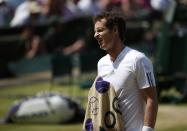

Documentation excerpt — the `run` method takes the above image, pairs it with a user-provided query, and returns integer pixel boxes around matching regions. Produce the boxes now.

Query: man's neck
[108,42,125,62]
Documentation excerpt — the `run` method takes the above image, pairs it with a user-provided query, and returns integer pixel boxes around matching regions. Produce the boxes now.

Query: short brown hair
[93,11,126,42]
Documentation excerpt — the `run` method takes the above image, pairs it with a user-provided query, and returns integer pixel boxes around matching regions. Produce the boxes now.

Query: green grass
[1,123,186,131]
[0,124,82,131]
[0,82,187,131]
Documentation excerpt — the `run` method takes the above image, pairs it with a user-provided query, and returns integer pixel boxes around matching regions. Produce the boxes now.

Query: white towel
[82,77,124,131]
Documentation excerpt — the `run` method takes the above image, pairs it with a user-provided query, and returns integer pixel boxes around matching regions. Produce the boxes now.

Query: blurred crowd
[0,0,187,59]
[0,0,180,27]
[1,0,187,27]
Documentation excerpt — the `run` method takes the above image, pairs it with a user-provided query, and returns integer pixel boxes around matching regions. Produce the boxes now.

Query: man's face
[94,18,115,51]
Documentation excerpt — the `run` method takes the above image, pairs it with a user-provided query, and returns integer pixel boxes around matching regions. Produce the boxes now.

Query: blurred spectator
[98,0,121,12]
[24,1,44,26]
[151,0,172,12]
[64,0,84,21]
[21,25,44,59]
[39,0,85,23]
[78,0,101,16]
[0,0,14,27]
[150,0,176,23]
[10,0,32,26]
[10,0,43,27]
[39,0,65,23]
[6,0,24,8]
[41,0,88,54]
[121,0,153,20]
[179,0,187,6]
[43,21,86,55]
[43,18,87,78]
[78,0,121,15]
[98,0,113,11]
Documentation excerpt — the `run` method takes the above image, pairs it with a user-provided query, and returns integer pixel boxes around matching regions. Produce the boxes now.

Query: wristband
[142,126,153,131]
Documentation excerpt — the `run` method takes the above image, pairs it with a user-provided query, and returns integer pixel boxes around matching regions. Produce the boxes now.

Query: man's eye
[97,29,103,32]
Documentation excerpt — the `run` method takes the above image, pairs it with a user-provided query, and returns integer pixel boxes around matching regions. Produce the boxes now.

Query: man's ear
[113,26,118,34]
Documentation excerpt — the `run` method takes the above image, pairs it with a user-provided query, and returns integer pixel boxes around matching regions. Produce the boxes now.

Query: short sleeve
[135,54,156,89]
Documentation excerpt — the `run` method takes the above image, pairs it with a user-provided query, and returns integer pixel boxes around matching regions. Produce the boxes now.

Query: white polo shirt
[97,46,156,131]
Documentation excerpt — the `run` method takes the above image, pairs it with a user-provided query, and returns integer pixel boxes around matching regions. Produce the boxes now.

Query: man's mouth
[98,39,103,45]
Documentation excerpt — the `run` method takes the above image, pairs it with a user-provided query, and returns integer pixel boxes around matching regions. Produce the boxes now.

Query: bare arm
[141,86,158,128]
[63,39,85,55]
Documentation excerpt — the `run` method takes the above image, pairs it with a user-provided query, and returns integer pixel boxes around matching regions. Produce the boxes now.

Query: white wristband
[142,126,154,131]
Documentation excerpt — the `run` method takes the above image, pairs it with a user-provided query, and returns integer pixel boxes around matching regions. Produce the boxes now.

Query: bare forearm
[144,98,158,128]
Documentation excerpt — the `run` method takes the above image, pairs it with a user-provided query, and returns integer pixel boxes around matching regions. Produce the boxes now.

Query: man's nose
[94,32,99,39]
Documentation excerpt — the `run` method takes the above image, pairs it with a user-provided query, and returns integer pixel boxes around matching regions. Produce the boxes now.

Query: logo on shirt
[95,77,110,93]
